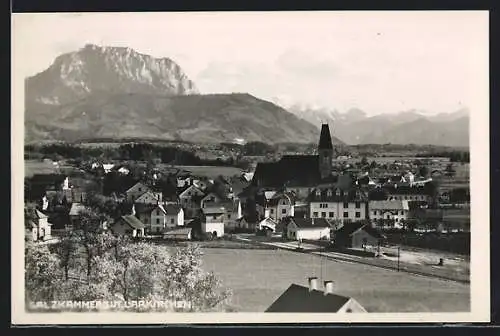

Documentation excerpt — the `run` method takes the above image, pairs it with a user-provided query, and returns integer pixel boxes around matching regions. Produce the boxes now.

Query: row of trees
[25,209,232,312]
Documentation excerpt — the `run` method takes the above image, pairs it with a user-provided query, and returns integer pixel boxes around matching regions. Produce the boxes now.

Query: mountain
[287,106,470,147]
[25,92,343,145]
[25,45,344,145]
[25,44,198,106]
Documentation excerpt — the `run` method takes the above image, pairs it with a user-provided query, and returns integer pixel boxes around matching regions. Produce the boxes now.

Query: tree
[25,241,63,302]
[418,166,429,178]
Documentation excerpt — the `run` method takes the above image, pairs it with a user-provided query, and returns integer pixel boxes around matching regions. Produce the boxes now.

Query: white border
[11,11,490,324]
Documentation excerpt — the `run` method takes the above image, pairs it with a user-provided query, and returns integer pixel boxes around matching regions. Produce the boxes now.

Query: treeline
[25,143,244,167]
[416,151,470,163]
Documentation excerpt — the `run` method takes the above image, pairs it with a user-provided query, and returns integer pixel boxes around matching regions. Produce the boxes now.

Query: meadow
[199,248,470,313]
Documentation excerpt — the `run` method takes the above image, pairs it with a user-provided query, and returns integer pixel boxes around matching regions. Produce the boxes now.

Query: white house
[201,206,225,238]
[369,200,410,229]
[257,192,295,221]
[117,166,130,175]
[283,217,331,241]
[309,187,368,224]
[110,215,145,238]
[26,209,52,242]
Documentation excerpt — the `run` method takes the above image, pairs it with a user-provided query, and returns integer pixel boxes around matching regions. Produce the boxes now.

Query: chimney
[308,277,319,292]
[324,281,334,295]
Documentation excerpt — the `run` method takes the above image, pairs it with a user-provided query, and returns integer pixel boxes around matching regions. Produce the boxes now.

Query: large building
[251,124,336,198]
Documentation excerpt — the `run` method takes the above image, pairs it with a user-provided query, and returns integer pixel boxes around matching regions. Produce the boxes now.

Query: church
[251,123,338,199]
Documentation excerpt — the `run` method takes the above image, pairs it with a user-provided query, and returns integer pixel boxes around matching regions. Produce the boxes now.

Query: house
[333,221,385,249]
[201,206,226,238]
[308,186,368,223]
[177,175,192,188]
[110,215,145,237]
[178,184,205,217]
[256,191,296,221]
[282,217,331,241]
[26,209,52,242]
[265,277,366,313]
[68,202,88,229]
[369,200,410,229]
[163,204,185,228]
[117,166,130,175]
[125,182,151,202]
[103,164,115,174]
[163,227,192,241]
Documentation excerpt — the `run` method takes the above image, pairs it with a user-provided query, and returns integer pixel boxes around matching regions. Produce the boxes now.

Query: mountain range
[286,105,469,148]
[25,44,468,147]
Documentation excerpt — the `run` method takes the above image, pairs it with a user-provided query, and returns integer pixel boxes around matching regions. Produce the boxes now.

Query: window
[270,209,274,214]
[327,189,332,197]
[400,211,404,215]
[188,192,191,196]
[329,212,334,218]
[373,210,377,215]
[343,212,349,218]
[213,215,217,219]
[171,218,174,224]
[321,212,326,218]
[157,210,160,215]
[316,190,321,196]
[156,218,160,224]
[336,189,341,196]
[313,212,318,218]
[355,202,361,209]
[282,209,287,214]
[138,188,142,192]
[355,212,361,218]
[387,214,391,219]
[156,227,160,233]
[282,200,287,205]
[343,202,349,208]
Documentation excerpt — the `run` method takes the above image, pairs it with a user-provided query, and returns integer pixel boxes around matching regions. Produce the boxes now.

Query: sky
[12,11,489,115]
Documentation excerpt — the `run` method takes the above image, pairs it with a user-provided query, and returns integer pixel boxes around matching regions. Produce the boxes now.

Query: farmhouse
[178,184,205,217]
[369,200,410,229]
[282,217,331,241]
[308,186,368,223]
[125,182,150,201]
[333,221,385,249]
[266,277,366,313]
[110,215,145,237]
[26,209,52,242]
[201,206,226,238]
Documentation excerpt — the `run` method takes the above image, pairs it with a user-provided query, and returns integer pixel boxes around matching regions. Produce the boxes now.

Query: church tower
[318,123,334,179]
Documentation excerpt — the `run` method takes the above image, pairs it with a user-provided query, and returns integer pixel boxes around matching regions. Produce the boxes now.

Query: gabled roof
[288,217,331,229]
[265,284,352,313]
[135,191,159,204]
[252,155,321,188]
[335,222,385,239]
[163,227,192,237]
[383,184,431,195]
[69,202,87,216]
[369,200,409,211]
[35,209,48,219]
[119,215,145,229]
[268,192,296,206]
[125,181,150,194]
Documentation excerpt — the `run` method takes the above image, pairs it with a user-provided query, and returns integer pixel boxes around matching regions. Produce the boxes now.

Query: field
[24,159,78,178]
[199,248,470,312]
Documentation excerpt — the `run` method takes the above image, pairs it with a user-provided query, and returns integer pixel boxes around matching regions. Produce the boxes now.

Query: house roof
[383,184,431,195]
[369,200,409,211]
[267,191,297,207]
[135,191,159,204]
[308,186,368,203]
[164,204,182,215]
[119,215,145,229]
[288,217,331,229]
[265,284,351,313]
[202,206,226,215]
[318,124,334,150]
[163,227,192,237]
[126,181,149,194]
[69,202,87,216]
[335,222,385,239]
[35,209,48,219]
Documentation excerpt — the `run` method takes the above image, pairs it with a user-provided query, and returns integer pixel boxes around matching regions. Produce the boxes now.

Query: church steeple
[318,123,333,179]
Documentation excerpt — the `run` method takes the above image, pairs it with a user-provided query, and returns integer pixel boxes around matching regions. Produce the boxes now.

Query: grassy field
[24,159,77,178]
[199,248,470,313]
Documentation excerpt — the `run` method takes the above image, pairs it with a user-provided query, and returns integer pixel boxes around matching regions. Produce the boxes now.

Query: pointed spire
[318,123,333,150]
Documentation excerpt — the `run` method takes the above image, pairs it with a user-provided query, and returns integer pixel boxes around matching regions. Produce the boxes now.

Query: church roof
[318,124,333,150]
[252,155,321,188]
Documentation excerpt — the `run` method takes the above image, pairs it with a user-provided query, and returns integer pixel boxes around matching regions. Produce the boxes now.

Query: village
[24,124,471,313]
